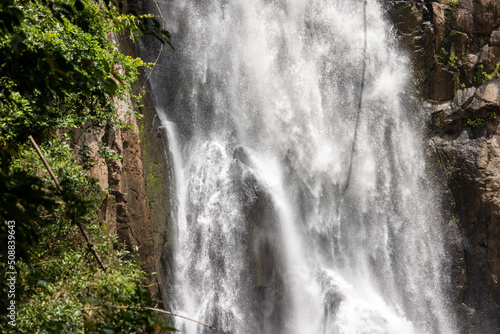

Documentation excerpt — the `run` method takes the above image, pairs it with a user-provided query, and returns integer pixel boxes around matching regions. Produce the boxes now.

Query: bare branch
[143,0,165,89]
[82,306,216,330]
[28,135,108,273]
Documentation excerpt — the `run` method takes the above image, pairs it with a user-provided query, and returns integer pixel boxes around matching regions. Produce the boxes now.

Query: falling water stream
[144,0,458,333]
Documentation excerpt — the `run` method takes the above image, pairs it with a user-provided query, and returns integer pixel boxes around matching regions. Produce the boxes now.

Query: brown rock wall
[70,32,172,309]
[395,0,500,332]
[394,0,500,101]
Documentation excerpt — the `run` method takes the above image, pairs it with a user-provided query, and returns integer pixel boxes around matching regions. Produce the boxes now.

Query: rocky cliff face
[394,0,500,332]
[74,32,173,312]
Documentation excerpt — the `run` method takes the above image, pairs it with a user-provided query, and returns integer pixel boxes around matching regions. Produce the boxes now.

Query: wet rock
[463,53,479,85]
[432,131,500,332]
[465,79,500,116]
[450,30,470,61]
[394,1,428,82]
[429,79,500,332]
[431,2,447,52]
[394,2,422,37]
[430,64,456,101]
[472,0,500,35]
[454,86,477,108]
[490,30,500,46]
[455,8,474,34]
[481,45,500,73]
[393,0,500,102]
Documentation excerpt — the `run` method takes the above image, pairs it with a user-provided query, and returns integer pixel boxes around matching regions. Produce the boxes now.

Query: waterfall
[144,0,458,333]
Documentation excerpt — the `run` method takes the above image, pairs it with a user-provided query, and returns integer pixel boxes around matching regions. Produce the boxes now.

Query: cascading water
[143,0,458,333]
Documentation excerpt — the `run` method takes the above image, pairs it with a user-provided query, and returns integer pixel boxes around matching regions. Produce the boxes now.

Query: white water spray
[145,0,457,333]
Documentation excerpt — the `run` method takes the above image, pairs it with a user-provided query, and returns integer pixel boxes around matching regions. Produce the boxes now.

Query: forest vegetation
[0,0,173,332]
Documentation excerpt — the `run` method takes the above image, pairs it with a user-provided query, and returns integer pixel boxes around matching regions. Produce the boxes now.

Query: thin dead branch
[82,306,216,330]
[28,135,108,273]
[143,0,165,89]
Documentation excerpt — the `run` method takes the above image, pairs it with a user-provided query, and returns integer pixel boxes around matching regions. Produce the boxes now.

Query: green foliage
[0,135,103,278]
[1,226,174,333]
[1,0,141,146]
[448,51,458,68]
[0,136,174,332]
[467,111,497,128]
[0,0,171,258]
[0,0,175,331]
[448,0,459,6]
[0,148,57,263]
[78,141,96,171]
[475,63,500,85]
[0,0,171,148]
[454,69,461,93]
[467,117,486,128]
[98,143,122,163]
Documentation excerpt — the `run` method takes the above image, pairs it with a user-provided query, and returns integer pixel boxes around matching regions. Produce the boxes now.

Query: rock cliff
[394,0,500,332]
[73,30,173,313]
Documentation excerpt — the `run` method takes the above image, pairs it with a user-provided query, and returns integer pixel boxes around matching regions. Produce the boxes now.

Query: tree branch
[143,0,165,89]
[28,135,108,273]
[82,306,216,330]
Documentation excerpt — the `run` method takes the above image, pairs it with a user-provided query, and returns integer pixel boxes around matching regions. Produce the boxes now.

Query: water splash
[144,0,457,333]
